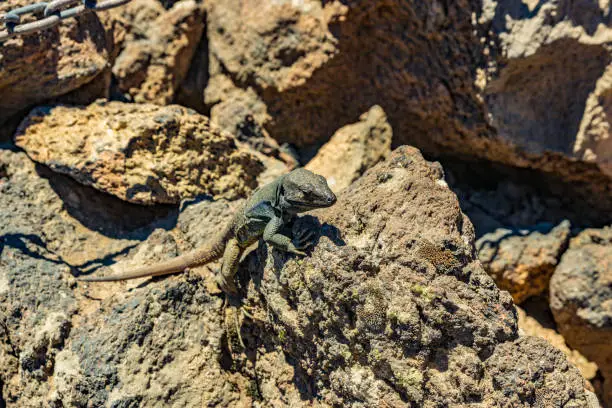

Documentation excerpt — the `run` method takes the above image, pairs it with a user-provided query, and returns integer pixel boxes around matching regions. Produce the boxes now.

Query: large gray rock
[0,146,597,407]
[244,146,595,407]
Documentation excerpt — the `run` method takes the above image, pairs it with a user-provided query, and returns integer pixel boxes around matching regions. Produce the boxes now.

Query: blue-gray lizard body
[79,168,336,294]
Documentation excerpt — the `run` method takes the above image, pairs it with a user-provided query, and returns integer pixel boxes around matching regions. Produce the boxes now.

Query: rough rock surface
[244,146,594,407]
[0,145,597,407]
[576,64,612,179]
[551,226,612,406]
[206,0,483,151]
[477,221,571,304]
[517,306,599,386]
[203,0,612,221]
[14,101,264,205]
[107,0,206,105]
[305,105,392,192]
[0,0,111,128]
[0,148,176,406]
[59,232,239,407]
[480,0,612,176]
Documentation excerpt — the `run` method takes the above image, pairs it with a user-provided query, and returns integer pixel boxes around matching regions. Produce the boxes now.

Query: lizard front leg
[263,215,306,256]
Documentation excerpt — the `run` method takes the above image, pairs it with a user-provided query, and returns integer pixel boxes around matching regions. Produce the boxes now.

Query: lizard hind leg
[215,238,242,295]
[223,296,246,358]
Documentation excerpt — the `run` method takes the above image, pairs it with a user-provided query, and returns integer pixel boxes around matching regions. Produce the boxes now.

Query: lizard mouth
[287,195,336,208]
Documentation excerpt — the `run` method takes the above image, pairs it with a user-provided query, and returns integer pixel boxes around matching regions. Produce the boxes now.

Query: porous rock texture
[0,0,111,129]
[106,0,206,105]
[477,220,571,304]
[551,226,612,406]
[305,105,392,193]
[480,0,612,177]
[0,148,177,406]
[14,101,264,205]
[244,146,596,407]
[0,145,598,407]
[516,306,599,387]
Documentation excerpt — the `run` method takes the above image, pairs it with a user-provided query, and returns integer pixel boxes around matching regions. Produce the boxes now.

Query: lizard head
[280,168,336,213]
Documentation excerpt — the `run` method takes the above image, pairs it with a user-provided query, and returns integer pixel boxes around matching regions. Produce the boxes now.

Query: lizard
[78,168,337,294]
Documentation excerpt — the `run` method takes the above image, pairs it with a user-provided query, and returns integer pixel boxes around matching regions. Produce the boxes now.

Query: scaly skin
[78,168,337,294]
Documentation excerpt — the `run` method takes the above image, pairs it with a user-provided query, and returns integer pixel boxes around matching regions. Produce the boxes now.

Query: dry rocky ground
[0,0,611,407]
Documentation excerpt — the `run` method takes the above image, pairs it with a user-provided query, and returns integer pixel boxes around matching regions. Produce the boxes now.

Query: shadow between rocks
[36,164,179,241]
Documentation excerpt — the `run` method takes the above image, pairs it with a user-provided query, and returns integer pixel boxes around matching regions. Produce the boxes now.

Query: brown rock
[0,146,597,407]
[305,105,392,192]
[205,0,478,151]
[108,0,205,105]
[204,0,612,219]
[485,336,601,408]
[551,226,612,406]
[477,221,571,304]
[244,146,594,406]
[205,59,300,169]
[14,101,264,205]
[576,65,612,179]
[480,0,612,176]
[0,0,111,127]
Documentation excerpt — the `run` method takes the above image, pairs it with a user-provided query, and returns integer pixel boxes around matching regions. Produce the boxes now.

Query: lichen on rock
[244,146,594,406]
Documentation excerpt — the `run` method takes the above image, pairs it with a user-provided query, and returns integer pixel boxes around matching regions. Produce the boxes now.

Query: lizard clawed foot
[287,244,307,257]
[216,274,239,296]
[223,296,247,356]
[292,226,317,251]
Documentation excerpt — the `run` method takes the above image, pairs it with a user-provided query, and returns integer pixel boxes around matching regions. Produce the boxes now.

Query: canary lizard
[79,168,337,294]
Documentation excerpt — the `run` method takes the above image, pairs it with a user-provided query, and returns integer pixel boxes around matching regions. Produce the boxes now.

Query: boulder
[516,306,599,386]
[305,105,392,193]
[203,0,612,220]
[477,221,571,304]
[479,0,612,178]
[107,0,206,105]
[0,145,596,407]
[244,146,595,406]
[551,226,612,406]
[14,101,264,205]
[0,0,111,128]
[0,148,175,405]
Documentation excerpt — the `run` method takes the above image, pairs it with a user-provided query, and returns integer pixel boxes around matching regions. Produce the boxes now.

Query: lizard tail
[79,224,233,282]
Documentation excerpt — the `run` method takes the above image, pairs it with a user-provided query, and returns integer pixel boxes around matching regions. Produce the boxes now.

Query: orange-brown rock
[0,0,111,128]
[305,105,392,192]
[107,0,205,105]
[14,101,264,205]
[204,0,612,220]
[477,221,571,304]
